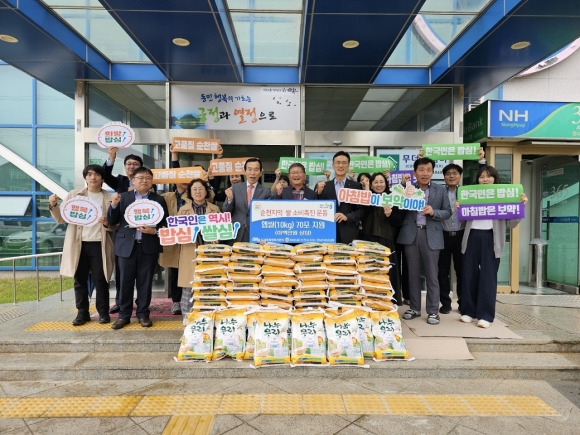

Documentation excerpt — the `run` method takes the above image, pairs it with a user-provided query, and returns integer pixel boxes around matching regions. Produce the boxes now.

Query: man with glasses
[107,167,168,329]
[318,151,364,244]
[280,163,318,200]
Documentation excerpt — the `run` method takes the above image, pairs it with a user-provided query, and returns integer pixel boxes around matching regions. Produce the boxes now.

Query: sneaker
[172,302,182,315]
[402,309,420,320]
[402,299,411,306]
[459,315,473,323]
[439,306,451,314]
[72,312,90,326]
[427,314,440,325]
[477,319,491,329]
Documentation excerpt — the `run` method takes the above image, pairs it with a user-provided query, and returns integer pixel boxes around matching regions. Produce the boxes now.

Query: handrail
[0,252,64,304]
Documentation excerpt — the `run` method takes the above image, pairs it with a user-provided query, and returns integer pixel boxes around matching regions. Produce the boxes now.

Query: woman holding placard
[460,165,527,328]
[49,165,116,326]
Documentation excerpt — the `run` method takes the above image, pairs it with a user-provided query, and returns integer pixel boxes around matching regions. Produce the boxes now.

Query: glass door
[541,162,580,293]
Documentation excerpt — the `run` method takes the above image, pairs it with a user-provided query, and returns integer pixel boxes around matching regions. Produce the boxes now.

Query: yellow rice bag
[177,310,215,361]
[243,306,280,359]
[227,262,262,274]
[294,242,327,255]
[296,272,328,282]
[297,282,329,292]
[328,290,361,300]
[294,300,327,308]
[260,299,293,310]
[196,256,230,264]
[228,273,263,283]
[290,309,327,365]
[195,264,227,275]
[230,253,264,264]
[232,242,263,254]
[293,290,326,300]
[261,243,295,257]
[325,265,358,276]
[260,285,294,295]
[359,273,392,285]
[292,253,323,263]
[192,300,227,309]
[196,243,232,254]
[259,292,293,303]
[225,291,260,300]
[262,276,299,287]
[227,299,261,307]
[327,283,360,292]
[324,310,364,365]
[262,256,296,268]
[293,262,327,274]
[261,265,296,276]
[192,273,229,284]
[356,254,391,267]
[326,307,373,358]
[213,308,247,361]
[324,243,358,256]
[351,240,392,256]
[371,310,409,360]
[360,281,393,294]
[323,254,357,266]
[226,282,260,291]
[253,310,291,366]
[327,275,359,284]
[193,290,227,300]
[362,299,396,311]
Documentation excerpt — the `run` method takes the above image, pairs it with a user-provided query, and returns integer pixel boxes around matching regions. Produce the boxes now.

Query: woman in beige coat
[177,178,220,318]
[49,165,116,326]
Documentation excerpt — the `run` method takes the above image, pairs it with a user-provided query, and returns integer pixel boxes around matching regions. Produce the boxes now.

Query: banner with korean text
[171,137,222,154]
[278,157,327,175]
[350,156,396,172]
[250,200,336,244]
[171,85,300,130]
[60,196,102,227]
[208,157,252,177]
[96,122,135,148]
[151,166,207,184]
[457,184,525,220]
[338,183,426,211]
[124,199,165,227]
[421,143,480,160]
[159,212,240,245]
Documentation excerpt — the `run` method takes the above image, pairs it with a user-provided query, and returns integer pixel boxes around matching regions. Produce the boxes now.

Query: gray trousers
[404,228,441,315]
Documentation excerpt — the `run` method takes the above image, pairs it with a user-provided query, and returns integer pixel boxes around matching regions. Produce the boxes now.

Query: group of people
[49,146,526,331]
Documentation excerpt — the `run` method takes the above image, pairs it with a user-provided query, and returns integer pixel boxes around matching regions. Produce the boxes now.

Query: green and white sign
[278,157,327,175]
[422,143,479,160]
[350,156,395,172]
[458,184,524,204]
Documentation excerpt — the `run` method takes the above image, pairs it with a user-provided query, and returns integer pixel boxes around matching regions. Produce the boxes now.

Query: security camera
[332,140,342,145]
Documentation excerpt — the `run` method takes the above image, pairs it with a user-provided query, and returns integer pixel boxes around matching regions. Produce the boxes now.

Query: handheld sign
[96,122,135,149]
[338,183,426,211]
[124,199,164,227]
[60,196,102,227]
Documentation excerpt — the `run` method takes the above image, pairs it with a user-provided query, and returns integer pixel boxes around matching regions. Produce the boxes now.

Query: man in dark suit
[279,163,318,200]
[107,167,168,329]
[222,157,272,243]
[397,157,451,326]
[318,151,364,244]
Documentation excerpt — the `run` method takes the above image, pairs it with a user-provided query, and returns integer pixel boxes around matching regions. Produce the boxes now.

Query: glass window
[36,129,75,191]
[37,81,74,125]
[0,65,33,124]
[0,128,33,161]
[0,156,33,192]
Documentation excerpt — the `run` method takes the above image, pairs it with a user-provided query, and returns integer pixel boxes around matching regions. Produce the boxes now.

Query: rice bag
[294,242,327,255]
[371,310,409,360]
[177,310,215,362]
[351,240,392,256]
[323,254,357,266]
[213,308,247,361]
[261,266,296,276]
[292,254,323,263]
[262,276,298,287]
[230,253,264,264]
[262,256,296,268]
[228,273,263,283]
[196,243,232,255]
[195,264,228,275]
[324,243,358,256]
[232,242,263,254]
[327,306,373,358]
[290,309,327,365]
[227,262,262,274]
[261,243,296,257]
[324,309,364,365]
[253,310,291,366]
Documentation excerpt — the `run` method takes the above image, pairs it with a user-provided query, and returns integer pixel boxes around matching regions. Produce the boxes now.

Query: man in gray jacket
[397,157,451,325]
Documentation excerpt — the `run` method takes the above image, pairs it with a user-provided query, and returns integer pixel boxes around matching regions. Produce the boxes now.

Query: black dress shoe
[111,318,130,330]
[72,312,91,326]
[439,306,452,314]
[99,316,111,324]
[138,317,153,327]
[109,305,120,314]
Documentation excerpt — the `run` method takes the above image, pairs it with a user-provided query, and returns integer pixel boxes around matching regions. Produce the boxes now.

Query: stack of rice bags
[260,243,296,309]
[324,243,361,307]
[191,244,231,310]
[292,243,329,309]
[351,240,396,311]
[226,242,263,308]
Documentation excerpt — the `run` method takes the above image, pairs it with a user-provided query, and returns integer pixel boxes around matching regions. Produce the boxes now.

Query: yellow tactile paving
[343,394,389,415]
[217,394,262,414]
[163,415,214,435]
[26,320,183,331]
[0,394,560,419]
[383,394,431,415]
[303,394,346,414]
[87,395,142,416]
[175,395,222,415]
[131,395,182,416]
[43,396,99,417]
[261,394,303,414]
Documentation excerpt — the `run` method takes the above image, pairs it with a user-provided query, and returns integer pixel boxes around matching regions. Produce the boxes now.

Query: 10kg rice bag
[371,310,409,360]
[253,310,291,367]
[290,309,327,365]
[324,310,364,365]
[177,310,215,361]
[213,308,247,361]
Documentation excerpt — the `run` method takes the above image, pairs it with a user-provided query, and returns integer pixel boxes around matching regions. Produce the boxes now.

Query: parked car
[0,221,32,248]
[4,222,67,253]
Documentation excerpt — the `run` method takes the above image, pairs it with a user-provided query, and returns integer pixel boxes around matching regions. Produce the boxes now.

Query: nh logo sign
[499,109,528,122]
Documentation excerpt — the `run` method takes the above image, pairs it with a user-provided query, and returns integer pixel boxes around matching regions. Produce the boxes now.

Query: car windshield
[37,222,57,232]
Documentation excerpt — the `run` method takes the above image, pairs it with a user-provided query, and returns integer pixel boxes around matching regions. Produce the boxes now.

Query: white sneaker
[460,315,473,323]
[477,319,491,328]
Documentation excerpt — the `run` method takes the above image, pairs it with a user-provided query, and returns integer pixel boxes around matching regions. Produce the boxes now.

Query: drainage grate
[497,294,580,308]
[495,305,558,330]
[0,306,31,324]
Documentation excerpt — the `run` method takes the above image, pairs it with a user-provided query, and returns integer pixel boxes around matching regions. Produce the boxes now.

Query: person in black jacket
[102,147,143,193]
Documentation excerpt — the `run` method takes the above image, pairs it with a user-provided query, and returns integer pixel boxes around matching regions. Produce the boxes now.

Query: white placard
[124,199,164,228]
[96,122,136,148]
[60,196,102,227]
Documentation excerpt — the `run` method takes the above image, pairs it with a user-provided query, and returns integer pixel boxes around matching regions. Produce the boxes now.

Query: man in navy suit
[107,167,168,329]
[318,151,364,244]
[397,157,451,326]
[279,163,318,200]
[222,157,272,243]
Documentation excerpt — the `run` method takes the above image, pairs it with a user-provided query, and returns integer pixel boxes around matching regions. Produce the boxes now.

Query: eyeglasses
[191,188,206,192]
[133,176,153,181]
[445,171,460,176]
[125,162,140,167]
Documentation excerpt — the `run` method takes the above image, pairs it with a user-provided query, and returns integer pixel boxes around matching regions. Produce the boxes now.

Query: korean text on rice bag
[290,309,327,365]
[213,308,247,361]
[232,242,263,254]
[253,310,291,367]
[294,242,327,255]
[261,243,296,257]
[196,243,232,255]
[371,310,409,360]
[326,307,373,358]
[177,310,215,362]
[324,310,364,365]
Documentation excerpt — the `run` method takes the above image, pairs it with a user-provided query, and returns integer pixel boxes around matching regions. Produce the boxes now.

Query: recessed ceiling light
[342,40,359,49]
[511,41,531,50]
[0,34,18,43]
[172,38,190,47]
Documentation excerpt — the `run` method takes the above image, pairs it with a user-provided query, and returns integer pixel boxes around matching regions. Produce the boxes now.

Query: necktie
[247,184,254,205]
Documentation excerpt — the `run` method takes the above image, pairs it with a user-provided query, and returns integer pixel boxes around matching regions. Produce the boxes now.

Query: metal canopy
[0,0,579,105]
